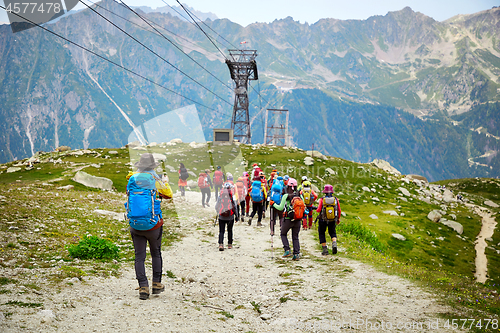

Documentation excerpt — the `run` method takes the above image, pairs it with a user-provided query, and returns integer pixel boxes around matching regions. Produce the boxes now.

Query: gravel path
[2,191,458,332]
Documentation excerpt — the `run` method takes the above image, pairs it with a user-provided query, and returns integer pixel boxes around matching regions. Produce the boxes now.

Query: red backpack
[236,179,245,199]
[198,174,209,189]
[214,170,223,185]
[219,188,235,217]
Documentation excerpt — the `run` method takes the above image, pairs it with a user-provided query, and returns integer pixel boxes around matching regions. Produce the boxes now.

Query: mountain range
[0,0,499,181]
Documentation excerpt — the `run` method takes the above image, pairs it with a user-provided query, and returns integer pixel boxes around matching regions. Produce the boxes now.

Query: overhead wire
[158,0,232,50]
[0,4,215,111]
[115,0,233,92]
[180,3,240,50]
[175,0,228,61]
[78,0,233,106]
[85,0,221,59]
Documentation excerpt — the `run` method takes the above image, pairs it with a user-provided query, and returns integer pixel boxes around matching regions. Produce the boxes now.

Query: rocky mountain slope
[0,1,499,180]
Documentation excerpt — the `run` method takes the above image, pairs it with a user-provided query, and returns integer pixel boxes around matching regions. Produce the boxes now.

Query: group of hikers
[124,153,341,300]
[200,163,341,261]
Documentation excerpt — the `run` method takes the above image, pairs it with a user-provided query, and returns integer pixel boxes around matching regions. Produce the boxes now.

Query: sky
[0,0,498,26]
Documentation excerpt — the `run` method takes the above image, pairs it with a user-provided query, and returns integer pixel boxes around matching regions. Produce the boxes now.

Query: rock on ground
[73,171,113,191]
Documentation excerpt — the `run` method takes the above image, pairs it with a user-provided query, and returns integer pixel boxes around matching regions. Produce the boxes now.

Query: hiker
[205,168,214,194]
[300,180,318,230]
[243,171,251,217]
[213,166,225,201]
[316,184,341,255]
[252,163,262,180]
[236,174,248,223]
[248,176,267,226]
[269,175,285,236]
[259,171,268,218]
[215,183,239,251]
[272,178,305,260]
[125,153,165,300]
[178,163,189,197]
[198,171,211,207]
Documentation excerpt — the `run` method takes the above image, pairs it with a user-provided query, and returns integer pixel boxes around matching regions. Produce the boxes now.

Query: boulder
[55,146,71,152]
[370,159,401,176]
[398,187,411,197]
[304,156,314,166]
[170,138,183,144]
[369,214,378,219]
[152,153,166,161]
[405,174,428,183]
[362,186,371,192]
[440,220,463,235]
[108,150,119,155]
[442,189,455,203]
[57,185,74,191]
[325,168,336,175]
[6,167,21,173]
[383,210,399,216]
[392,233,406,241]
[372,197,380,202]
[484,200,499,208]
[427,210,442,223]
[449,214,457,220]
[73,171,113,191]
[187,180,198,188]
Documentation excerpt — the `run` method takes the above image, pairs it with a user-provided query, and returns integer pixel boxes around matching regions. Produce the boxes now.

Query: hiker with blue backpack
[248,176,267,226]
[269,175,285,236]
[215,182,239,251]
[272,178,306,260]
[125,153,166,300]
[316,184,341,255]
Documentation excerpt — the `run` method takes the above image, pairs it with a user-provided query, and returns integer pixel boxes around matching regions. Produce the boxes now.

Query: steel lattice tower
[226,50,258,144]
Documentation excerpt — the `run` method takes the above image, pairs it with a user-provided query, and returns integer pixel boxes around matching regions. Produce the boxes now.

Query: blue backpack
[250,180,264,202]
[270,182,283,203]
[125,173,162,230]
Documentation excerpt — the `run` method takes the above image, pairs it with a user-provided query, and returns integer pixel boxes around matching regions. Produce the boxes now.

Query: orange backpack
[288,196,306,220]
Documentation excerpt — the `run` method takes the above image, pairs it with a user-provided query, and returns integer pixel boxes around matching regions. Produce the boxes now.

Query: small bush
[67,236,119,260]
[338,220,386,252]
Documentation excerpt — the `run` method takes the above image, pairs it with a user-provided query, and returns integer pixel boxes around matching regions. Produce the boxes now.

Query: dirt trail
[2,191,459,332]
[469,205,498,283]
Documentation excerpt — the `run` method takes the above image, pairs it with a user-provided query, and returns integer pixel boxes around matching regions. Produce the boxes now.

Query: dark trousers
[218,217,234,245]
[130,226,163,287]
[318,220,337,243]
[239,200,245,217]
[214,184,222,201]
[201,188,211,206]
[269,206,283,235]
[179,186,185,196]
[249,201,264,222]
[281,218,301,255]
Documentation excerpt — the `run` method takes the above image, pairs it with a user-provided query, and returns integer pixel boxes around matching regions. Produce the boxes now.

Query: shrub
[67,236,119,260]
[338,220,386,253]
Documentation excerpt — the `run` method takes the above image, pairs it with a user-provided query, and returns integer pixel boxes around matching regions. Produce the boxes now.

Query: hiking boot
[282,250,292,258]
[205,203,210,207]
[152,282,165,294]
[241,216,245,223]
[332,241,337,254]
[257,221,262,227]
[248,218,252,226]
[219,244,224,251]
[263,212,266,218]
[322,246,329,255]
[227,244,233,249]
[292,254,300,261]
[139,286,149,300]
